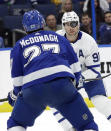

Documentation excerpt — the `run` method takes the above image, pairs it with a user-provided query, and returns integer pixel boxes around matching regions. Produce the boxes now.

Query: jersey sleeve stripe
[70,61,81,73]
[86,64,100,69]
[12,76,23,86]
[82,67,100,80]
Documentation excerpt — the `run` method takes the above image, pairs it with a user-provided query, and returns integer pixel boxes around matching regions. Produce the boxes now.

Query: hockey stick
[85,73,111,82]
[0,98,8,102]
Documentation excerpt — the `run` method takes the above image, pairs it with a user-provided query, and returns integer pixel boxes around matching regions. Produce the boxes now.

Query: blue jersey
[10,30,81,91]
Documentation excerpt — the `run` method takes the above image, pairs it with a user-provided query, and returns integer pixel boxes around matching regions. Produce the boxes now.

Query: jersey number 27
[24,44,60,67]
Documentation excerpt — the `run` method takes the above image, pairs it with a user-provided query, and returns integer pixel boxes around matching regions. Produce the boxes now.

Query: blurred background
[0,0,111,47]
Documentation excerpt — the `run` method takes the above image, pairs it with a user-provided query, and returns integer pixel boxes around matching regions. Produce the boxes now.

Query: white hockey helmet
[62,11,80,27]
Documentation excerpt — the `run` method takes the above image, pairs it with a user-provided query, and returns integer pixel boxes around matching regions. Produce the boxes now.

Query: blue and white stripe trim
[12,76,23,86]
[12,65,75,86]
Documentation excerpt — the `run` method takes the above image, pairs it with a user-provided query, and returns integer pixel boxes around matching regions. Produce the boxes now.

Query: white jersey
[56,30,101,81]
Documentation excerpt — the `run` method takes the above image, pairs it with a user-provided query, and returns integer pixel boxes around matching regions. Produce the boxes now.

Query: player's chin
[69,32,75,36]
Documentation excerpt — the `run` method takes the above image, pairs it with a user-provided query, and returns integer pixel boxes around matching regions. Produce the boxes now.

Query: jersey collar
[64,31,82,44]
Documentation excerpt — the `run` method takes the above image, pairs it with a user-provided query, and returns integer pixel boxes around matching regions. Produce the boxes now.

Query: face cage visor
[63,21,78,28]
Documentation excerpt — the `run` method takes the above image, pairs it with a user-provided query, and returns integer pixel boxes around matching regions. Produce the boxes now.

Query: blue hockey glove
[8,86,22,106]
[8,90,17,106]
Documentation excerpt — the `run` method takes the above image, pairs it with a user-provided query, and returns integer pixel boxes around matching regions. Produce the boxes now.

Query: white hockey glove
[72,75,84,90]
[77,75,84,88]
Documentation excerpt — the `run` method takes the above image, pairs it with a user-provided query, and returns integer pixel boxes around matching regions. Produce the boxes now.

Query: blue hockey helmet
[22,10,45,32]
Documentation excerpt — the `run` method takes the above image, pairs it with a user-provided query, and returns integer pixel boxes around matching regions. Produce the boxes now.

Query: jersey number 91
[92,52,100,62]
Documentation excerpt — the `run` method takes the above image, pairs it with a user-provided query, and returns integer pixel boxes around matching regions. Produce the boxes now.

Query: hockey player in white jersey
[52,11,111,131]
[7,10,98,131]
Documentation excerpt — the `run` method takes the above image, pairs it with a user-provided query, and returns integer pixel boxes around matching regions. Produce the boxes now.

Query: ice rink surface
[0,108,111,131]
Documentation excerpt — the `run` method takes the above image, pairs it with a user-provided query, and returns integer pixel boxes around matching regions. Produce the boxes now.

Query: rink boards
[0,45,111,112]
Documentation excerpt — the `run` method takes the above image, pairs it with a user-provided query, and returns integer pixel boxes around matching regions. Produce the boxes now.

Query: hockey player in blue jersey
[52,11,111,131]
[7,10,98,131]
